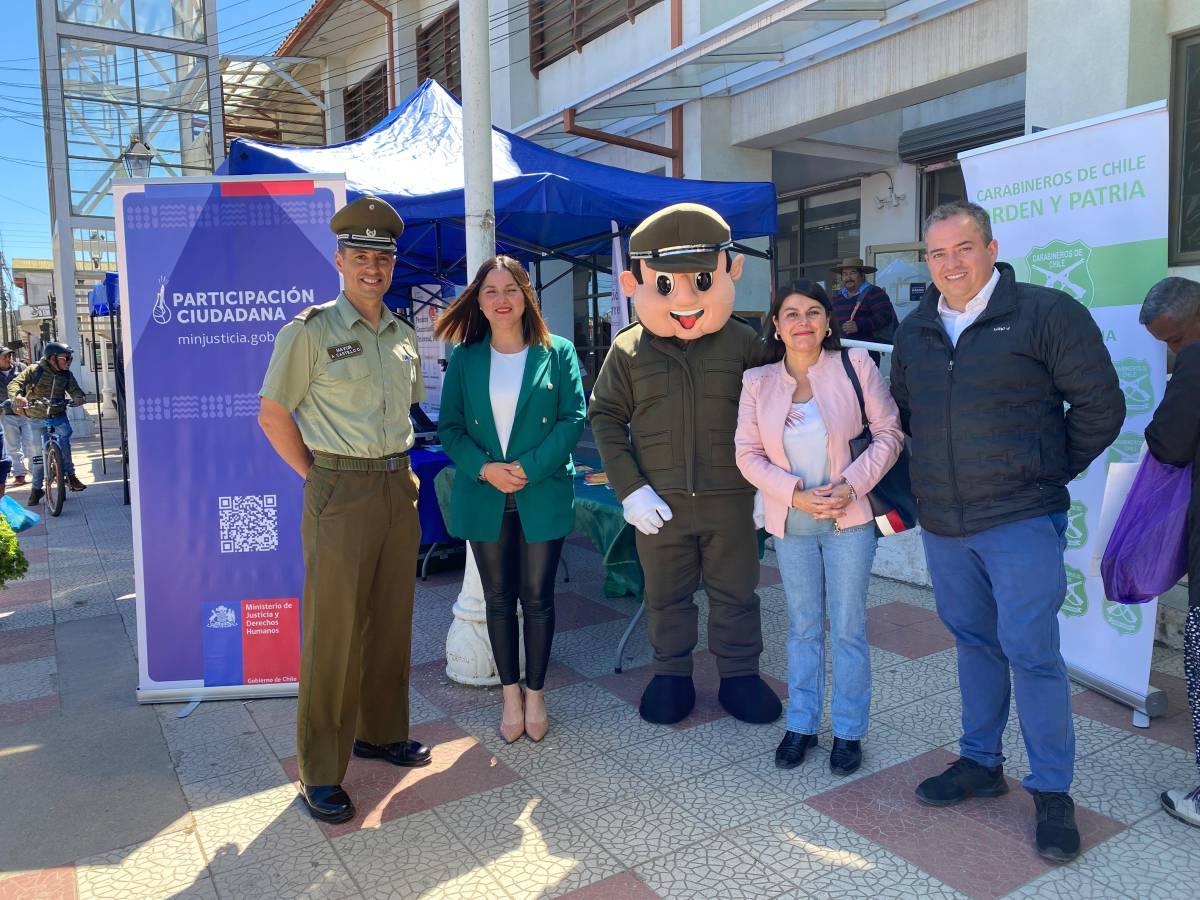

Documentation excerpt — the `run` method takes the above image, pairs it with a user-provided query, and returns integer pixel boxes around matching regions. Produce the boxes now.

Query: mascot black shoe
[718,675,782,724]
[639,674,697,725]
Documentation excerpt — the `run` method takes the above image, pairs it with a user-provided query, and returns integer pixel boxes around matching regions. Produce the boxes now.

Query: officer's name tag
[327,341,364,361]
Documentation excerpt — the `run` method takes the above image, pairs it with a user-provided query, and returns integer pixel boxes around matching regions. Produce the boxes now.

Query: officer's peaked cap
[331,195,404,252]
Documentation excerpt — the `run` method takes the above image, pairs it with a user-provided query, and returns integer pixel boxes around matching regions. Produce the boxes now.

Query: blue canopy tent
[223,80,777,293]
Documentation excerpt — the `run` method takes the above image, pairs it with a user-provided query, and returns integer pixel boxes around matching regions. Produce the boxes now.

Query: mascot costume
[589,203,782,725]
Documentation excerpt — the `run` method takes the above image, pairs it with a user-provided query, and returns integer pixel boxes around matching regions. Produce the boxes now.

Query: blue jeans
[922,512,1074,793]
[2,414,33,477]
[31,414,75,489]
[775,523,878,739]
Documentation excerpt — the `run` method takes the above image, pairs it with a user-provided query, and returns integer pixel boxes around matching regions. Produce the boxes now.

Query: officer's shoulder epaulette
[293,300,335,323]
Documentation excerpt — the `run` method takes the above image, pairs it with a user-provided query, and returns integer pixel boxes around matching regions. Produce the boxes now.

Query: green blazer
[438,333,586,543]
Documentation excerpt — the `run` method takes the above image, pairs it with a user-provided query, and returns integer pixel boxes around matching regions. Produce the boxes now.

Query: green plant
[0,512,29,587]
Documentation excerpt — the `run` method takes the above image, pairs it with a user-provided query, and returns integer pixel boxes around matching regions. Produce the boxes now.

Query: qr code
[218,495,279,553]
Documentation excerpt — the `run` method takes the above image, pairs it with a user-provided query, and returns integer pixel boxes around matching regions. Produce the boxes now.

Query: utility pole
[0,250,10,346]
[445,0,500,686]
[459,0,495,276]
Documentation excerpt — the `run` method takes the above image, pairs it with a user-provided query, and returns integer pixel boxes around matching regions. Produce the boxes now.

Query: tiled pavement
[1,428,1199,898]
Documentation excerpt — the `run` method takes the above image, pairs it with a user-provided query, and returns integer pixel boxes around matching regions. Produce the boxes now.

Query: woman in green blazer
[436,255,586,743]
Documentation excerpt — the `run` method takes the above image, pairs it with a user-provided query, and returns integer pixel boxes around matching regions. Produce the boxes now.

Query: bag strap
[840,349,868,430]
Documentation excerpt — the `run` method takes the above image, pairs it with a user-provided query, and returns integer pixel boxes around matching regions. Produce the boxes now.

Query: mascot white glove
[622,484,674,536]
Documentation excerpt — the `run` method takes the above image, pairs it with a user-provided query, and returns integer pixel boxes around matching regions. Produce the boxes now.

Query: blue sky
[0,0,310,282]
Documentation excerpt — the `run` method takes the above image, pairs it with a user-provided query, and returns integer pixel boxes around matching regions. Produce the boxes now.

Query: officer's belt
[312,451,410,472]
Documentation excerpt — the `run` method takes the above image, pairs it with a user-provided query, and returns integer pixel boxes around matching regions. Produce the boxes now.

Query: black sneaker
[1032,790,1081,862]
[915,757,1008,807]
[774,731,817,769]
[829,738,862,776]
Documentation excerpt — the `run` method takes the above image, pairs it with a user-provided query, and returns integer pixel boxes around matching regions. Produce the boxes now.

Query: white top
[489,345,528,456]
[938,266,1001,347]
[781,399,832,535]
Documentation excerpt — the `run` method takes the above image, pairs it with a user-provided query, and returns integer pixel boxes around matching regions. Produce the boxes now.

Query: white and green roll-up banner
[958,101,1168,706]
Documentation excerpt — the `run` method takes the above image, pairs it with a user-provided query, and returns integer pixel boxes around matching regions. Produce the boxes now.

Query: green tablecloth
[434,467,764,600]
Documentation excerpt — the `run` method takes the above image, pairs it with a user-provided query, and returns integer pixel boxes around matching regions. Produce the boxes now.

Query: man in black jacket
[1140,276,1200,829]
[891,201,1124,862]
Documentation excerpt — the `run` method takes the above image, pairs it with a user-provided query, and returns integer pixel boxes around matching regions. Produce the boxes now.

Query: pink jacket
[735,348,904,538]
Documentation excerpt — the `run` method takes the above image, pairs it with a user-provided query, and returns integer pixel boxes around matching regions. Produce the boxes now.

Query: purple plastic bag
[1101,455,1191,604]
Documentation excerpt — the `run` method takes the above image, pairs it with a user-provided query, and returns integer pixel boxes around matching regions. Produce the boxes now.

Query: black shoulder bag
[841,350,917,537]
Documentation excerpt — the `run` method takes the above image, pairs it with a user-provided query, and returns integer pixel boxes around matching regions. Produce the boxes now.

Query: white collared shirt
[938,267,1000,347]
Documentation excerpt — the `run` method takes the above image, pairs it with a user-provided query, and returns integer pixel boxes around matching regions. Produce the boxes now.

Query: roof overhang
[515,0,976,153]
[276,0,345,57]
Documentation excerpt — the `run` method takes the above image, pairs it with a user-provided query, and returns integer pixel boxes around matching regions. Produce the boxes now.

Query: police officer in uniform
[258,196,430,823]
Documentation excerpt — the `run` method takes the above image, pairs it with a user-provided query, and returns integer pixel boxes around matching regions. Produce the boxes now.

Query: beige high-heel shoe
[524,689,549,742]
[499,687,525,744]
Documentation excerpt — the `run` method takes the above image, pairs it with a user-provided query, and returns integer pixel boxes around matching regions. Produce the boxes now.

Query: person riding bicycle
[9,341,87,506]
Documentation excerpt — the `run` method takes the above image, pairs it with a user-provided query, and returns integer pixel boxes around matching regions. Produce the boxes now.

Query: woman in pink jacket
[736,280,903,776]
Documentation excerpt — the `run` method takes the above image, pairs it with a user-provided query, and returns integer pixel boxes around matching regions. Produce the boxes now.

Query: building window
[343,65,389,141]
[417,6,461,97]
[58,37,212,217]
[920,161,967,232]
[1172,30,1200,265]
[529,0,661,75]
[57,0,206,42]
[775,186,861,292]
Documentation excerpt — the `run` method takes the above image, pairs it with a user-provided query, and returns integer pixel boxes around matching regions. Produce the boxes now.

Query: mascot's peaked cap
[628,203,732,273]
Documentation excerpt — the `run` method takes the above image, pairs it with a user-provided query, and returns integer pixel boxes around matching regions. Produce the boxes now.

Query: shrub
[0,513,29,587]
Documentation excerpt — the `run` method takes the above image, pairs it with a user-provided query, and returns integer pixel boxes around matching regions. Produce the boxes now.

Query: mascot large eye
[694,272,713,292]
[655,273,675,296]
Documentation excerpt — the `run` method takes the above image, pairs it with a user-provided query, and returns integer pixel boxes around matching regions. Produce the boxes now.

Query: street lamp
[88,230,102,269]
[121,137,154,179]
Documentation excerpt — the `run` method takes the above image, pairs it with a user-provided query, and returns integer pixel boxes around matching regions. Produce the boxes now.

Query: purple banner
[116,176,345,697]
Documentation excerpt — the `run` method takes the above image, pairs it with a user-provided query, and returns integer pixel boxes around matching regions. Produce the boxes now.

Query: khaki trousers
[296,460,421,786]
[634,492,762,678]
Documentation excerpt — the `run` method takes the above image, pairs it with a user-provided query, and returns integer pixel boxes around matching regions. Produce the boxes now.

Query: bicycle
[6,397,84,518]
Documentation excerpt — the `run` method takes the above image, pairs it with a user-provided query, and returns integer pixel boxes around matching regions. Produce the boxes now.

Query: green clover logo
[1106,431,1144,466]
[1065,501,1088,550]
[1062,565,1088,618]
[1114,358,1154,416]
[1027,240,1094,306]
[1102,599,1142,636]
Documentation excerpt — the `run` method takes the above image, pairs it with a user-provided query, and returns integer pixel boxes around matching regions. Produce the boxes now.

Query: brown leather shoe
[11,475,26,486]
[67,474,87,491]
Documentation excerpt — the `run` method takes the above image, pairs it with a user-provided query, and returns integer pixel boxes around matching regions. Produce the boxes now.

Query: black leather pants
[470,499,563,691]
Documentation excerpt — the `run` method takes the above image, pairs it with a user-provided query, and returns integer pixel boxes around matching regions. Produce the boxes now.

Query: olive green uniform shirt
[260,293,424,457]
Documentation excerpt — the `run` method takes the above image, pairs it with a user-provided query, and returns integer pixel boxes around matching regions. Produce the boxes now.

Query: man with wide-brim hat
[589,202,782,727]
[830,256,896,346]
[259,194,431,825]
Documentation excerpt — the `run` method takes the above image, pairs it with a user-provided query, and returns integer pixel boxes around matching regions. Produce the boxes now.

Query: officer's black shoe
[718,675,782,724]
[1032,790,1081,863]
[639,674,696,724]
[775,731,818,769]
[352,739,432,768]
[299,783,354,824]
[26,488,43,508]
[915,756,1008,807]
[830,738,862,776]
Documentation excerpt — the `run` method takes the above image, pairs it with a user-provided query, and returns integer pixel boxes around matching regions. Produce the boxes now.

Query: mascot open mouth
[669,308,705,330]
